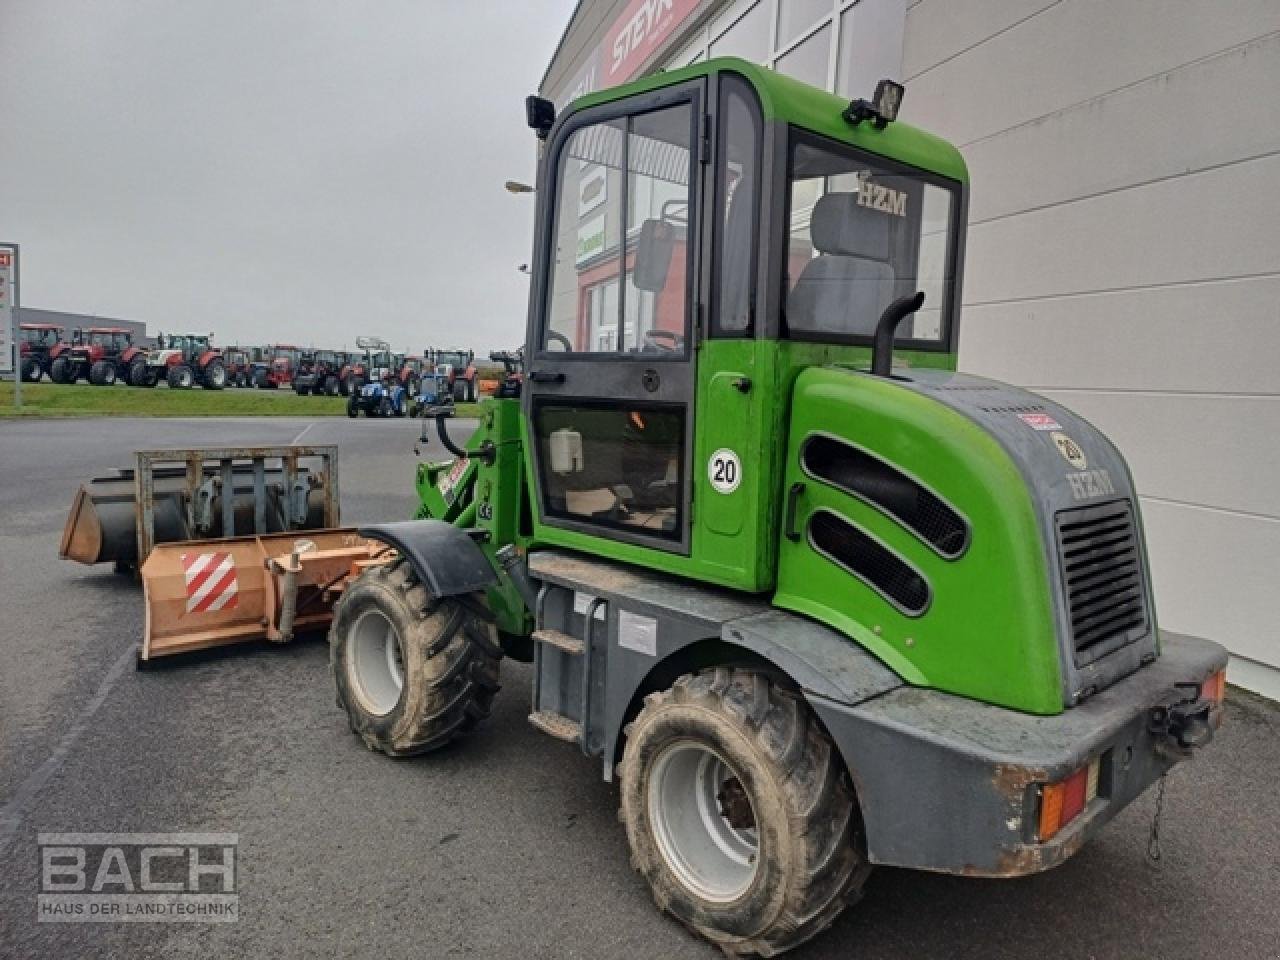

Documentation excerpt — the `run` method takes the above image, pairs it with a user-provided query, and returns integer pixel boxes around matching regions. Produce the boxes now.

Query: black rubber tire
[89,360,114,386]
[50,356,72,384]
[324,375,339,396]
[452,380,466,403]
[340,376,352,397]
[466,379,475,403]
[619,667,871,956]
[330,561,502,757]
[131,360,157,387]
[377,396,391,418]
[168,364,195,389]
[253,369,270,389]
[346,396,359,418]
[203,360,226,390]
[20,357,40,382]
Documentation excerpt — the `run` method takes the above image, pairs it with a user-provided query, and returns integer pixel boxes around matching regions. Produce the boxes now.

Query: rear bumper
[811,631,1227,877]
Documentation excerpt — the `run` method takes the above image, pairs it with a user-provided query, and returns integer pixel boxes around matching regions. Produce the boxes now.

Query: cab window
[783,133,958,346]
[543,103,695,356]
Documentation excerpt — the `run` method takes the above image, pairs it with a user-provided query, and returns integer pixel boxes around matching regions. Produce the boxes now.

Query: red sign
[0,252,11,267]
[601,0,702,87]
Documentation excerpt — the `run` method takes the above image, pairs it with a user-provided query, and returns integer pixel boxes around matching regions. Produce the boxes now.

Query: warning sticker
[618,611,658,657]
[1017,413,1062,432]
[438,458,469,504]
[181,552,239,614]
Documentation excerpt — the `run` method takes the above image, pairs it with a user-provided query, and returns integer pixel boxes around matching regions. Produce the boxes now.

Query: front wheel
[20,358,40,382]
[346,396,359,418]
[330,561,501,756]
[168,364,195,389]
[50,357,72,384]
[324,375,339,396]
[619,668,871,956]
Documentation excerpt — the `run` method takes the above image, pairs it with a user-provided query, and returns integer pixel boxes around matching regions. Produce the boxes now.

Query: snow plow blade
[140,528,388,662]
[60,446,340,570]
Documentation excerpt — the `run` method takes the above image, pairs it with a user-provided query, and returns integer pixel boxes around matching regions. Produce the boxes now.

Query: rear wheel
[324,375,339,396]
[346,396,359,418]
[89,361,116,386]
[20,358,40,382]
[168,364,195,389]
[619,668,871,956]
[330,561,501,756]
[50,357,72,384]
[130,360,156,387]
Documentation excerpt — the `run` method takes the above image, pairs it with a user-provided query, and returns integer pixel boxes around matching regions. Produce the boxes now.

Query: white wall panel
[904,0,1056,81]
[1141,498,1280,669]
[963,153,1280,305]
[963,33,1280,224]
[1037,391,1280,519]
[903,0,1280,146]
[958,275,1280,395]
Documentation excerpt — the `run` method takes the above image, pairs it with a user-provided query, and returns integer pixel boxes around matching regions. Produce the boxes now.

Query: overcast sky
[0,0,578,354]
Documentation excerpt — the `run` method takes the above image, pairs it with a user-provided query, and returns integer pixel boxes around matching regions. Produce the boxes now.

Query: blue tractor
[347,369,409,418]
[408,369,455,419]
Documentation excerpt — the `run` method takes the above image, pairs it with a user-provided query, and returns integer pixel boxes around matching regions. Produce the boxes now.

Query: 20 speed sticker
[1051,432,1088,470]
[707,448,742,494]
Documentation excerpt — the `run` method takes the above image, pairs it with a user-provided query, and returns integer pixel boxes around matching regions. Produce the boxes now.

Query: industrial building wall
[900,0,1280,698]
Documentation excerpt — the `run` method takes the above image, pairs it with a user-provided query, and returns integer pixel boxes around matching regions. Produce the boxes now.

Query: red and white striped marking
[181,551,239,614]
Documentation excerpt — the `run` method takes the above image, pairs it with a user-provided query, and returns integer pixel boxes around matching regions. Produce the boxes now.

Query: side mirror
[632,219,676,293]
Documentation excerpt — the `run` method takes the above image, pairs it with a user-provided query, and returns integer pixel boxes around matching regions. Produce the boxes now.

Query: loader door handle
[529,370,566,384]
[784,482,805,542]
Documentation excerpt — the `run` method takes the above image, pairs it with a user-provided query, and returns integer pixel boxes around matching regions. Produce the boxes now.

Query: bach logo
[38,833,239,923]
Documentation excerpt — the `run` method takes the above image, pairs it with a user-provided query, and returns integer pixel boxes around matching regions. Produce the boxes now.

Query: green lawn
[0,381,482,419]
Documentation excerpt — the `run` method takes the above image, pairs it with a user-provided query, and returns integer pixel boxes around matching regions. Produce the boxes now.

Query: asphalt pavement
[0,414,1277,959]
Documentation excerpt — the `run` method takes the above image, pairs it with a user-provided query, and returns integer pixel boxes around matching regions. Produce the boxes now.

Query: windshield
[435,351,468,367]
[22,328,59,346]
[783,133,958,347]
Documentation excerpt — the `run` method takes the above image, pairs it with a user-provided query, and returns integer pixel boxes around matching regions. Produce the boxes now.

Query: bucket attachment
[60,446,340,570]
[140,528,388,661]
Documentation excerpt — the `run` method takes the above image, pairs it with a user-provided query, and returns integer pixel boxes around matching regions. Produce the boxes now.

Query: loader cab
[523,58,967,592]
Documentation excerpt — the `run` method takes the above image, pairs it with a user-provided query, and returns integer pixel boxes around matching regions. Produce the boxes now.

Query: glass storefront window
[709,1,771,63]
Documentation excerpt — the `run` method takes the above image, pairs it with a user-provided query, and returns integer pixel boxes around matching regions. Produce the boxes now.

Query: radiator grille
[809,510,931,616]
[1055,500,1148,667]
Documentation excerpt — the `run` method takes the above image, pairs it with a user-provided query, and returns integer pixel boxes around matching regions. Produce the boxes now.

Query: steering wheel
[545,331,573,353]
[643,329,684,353]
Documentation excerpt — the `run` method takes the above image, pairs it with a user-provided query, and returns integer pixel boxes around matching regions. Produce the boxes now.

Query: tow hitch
[1148,682,1218,757]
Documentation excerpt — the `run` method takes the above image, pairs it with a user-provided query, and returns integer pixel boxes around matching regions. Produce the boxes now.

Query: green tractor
[329,60,1226,955]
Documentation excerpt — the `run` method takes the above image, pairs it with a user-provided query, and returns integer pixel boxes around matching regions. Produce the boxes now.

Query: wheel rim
[648,741,760,902]
[348,608,405,716]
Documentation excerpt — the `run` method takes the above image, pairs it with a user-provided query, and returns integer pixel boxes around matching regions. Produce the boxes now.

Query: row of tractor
[17,322,481,398]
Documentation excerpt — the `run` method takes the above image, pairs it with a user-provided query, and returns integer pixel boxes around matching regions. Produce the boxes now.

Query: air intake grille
[809,510,931,616]
[1055,500,1148,667]
[802,435,969,558]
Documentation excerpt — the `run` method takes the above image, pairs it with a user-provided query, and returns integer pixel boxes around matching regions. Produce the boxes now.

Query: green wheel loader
[329,59,1227,955]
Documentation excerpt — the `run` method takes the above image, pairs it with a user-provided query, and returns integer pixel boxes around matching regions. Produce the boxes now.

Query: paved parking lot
[1,415,1278,959]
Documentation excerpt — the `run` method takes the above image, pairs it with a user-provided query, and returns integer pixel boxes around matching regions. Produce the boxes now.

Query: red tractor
[222,346,256,387]
[426,347,478,402]
[129,333,227,389]
[18,323,65,381]
[49,327,146,386]
[293,349,346,396]
[397,355,425,395]
[252,344,301,389]
[339,337,390,395]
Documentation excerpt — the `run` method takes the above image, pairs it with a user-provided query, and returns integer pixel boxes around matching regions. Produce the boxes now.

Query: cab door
[525,80,705,556]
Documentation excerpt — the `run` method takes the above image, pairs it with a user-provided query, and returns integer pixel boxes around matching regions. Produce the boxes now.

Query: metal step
[532,628,585,656]
[528,710,582,744]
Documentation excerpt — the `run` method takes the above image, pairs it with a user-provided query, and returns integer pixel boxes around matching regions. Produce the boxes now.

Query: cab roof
[20,322,62,330]
[570,56,968,185]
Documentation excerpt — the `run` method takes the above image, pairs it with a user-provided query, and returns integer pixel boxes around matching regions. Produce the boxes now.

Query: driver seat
[787,192,896,336]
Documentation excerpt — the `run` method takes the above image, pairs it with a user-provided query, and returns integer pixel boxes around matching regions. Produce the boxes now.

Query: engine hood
[774,365,1158,715]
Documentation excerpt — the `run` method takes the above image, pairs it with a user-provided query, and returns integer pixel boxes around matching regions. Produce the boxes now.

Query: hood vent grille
[1055,500,1148,667]
[802,434,969,558]
[809,510,931,616]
